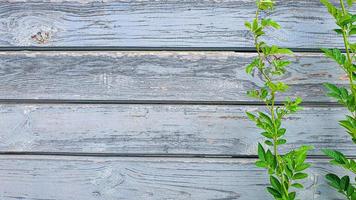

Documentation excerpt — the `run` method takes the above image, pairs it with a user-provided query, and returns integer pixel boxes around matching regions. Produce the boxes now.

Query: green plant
[320,0,356,199]
[244,0,313,199]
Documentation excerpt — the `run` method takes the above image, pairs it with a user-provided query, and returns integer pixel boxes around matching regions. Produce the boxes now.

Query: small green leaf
[322,149,347,165]
[277,128,286,137]
[276,139,286,145]
[320,0,343,20]
[270,176,282,191]
[334,29,343,34]
[256,160,268,168]
[258,0,275,10]
[347,0,353,7]
[261,131,274,139]
[351,192,356,200]
[291,183,304,189]
[246,58,259,74]
[244,21,252,30]
[321,48,346,65]
[267,187,282,198]
[275,48,293,55]
[288,191,296,200]
[349,28,356,35]
[340,176,350,191]
[265,140,273,146]
[246,111,256,121]
[325,173,341,189]
[295,163,311,172]
[257,143,266,161]
[261,18,281,29]
[324,83,340,94]
[292,173,308,180]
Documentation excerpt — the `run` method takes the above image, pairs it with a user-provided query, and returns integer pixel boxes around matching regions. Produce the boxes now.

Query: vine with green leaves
[244,1,313,199]
[320,0,356,199]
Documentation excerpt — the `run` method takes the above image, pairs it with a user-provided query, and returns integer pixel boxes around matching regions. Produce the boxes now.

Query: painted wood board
[0,0,351,48]
[0,155,351,200]
[0,51,346,102]
[0,103,353,156]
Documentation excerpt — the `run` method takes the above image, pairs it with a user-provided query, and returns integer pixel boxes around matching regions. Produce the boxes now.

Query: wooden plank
[0,155,351,200]
[0,0,352,48]
[0,103,353,156]
[0,51,347,102]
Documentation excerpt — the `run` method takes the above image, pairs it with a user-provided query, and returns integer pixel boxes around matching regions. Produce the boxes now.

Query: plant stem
[254,7,289,199]
[270,94,289,199]
[340,0,356,118]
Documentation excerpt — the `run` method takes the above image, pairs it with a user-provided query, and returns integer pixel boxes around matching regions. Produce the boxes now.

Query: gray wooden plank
[0,0,352,48]
[0,155,351,200]
[0,51,347,102]
[0,103,353,156]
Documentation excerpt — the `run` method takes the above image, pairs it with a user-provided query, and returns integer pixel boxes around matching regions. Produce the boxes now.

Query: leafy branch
[321,0,356,199]
[245,0,313,199]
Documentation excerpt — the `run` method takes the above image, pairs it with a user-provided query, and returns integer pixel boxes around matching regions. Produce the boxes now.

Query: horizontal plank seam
[0,152,354,159]
[0,99,342,107]
[0,46,345,53]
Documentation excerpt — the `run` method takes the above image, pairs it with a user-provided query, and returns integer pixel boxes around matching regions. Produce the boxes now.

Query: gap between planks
[0,46,345,53]
[0,99,342,107]
[0,152,354,160]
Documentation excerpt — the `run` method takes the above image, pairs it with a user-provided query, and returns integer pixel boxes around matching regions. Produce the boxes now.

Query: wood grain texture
[0,0,353,48]
[0,155,351,200]
[0,51,347,102]
[0,103,353,156]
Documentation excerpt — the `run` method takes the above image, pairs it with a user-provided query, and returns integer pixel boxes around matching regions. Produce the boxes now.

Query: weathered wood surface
[0,0,352,48]
[0,155,351,200]
[0,51,347,102]
[0,103,353,156]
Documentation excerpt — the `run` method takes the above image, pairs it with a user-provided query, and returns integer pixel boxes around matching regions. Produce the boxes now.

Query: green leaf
[257,143,266,161]
[323,83,350,104]
[295,163,311,172]
[288,191,296,200]
[247,90,260,99]
[265,150,274,166]
[244,21,252,30]
[291,183,304,189]
[325,173,341,189]
[321,48,346,65]
[324,83,340,94]
[351,192,356,200]
[322,149,347,165]
[320,0,343,20]
[252,18,258,31]
[346,183,354,196]
[347,0,353,7]
[349,27,356,35]
[277,128,286,137]
[261,131,274,139]
[258,0,275,10]
[270,176,282,191]
[334,29,343,34]
[277,139,287,145]
[267,187,282,198]
[261,18,281,29]
[292,173,308,180]
[350,43,356,51]
[275,48,293,55]
[265,140,273,146]
[267,81,289,92]
[246,58,259,74]
[256,160,268,168]
[246,111,256,121]
[339,116,356,139]
[340,175,350,191]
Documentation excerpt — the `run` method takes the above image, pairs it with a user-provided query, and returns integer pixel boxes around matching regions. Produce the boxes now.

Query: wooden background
[0,0,355,199]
